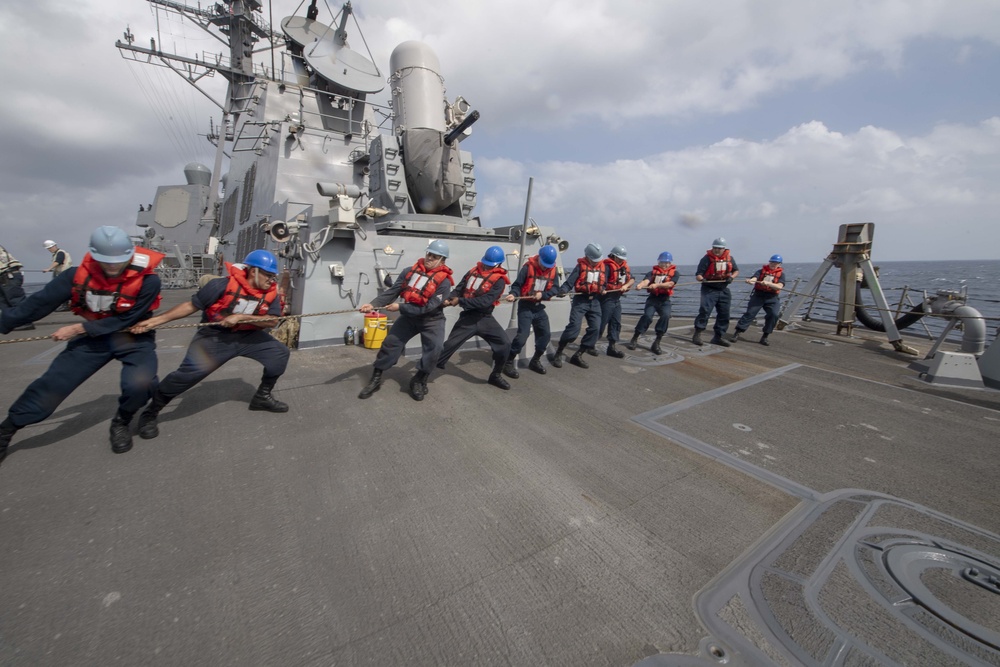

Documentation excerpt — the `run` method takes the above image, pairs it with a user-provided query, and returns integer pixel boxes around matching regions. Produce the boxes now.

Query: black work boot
[625,332,640,351]
[569,348,590,368]
[110,416,133,454]
[137,389,172,440]
[409,371,429,401]
[548,343,567,368]
[692,329,704,346]
[502,354,520,379]
[710,334,731,347]
[729,330,743,343]
[651,335,663,355]
[585,347,599,357]
[488,362,511,390]
[249,379,289,412]
[358,369,383,399]
[528,351,546,374]
[0,418,20,468]
[759,334,770,346]
[607,342,625,358]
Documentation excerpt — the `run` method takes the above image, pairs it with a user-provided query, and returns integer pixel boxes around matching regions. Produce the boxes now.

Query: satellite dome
[184,162,212,187]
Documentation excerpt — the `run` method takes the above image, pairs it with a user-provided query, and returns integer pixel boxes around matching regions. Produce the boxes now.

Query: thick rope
[3,287,995,346]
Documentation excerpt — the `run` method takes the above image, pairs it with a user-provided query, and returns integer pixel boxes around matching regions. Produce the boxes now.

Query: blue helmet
[244,249,278,274]
[538,245,558,268]
[584,243,602,261]
[88,226,134,263]
[426,239,450,258]
[769,254,783,263]
[482,245,505,267]
[657,251,673,263]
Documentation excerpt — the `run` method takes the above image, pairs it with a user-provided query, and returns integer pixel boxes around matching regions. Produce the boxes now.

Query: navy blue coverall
[634,269,681,336]
[556,265,603,350]
[437,276,510,369]
[0,248,27,311]
[369,268,452,374]
[599,261,631,344]
[694,255,740,338]
[507,264,562,357]
[156,278,289,400]
[735,268,782,335]
[0,269,160,429]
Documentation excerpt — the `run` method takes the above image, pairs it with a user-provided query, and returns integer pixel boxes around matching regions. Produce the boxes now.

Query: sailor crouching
[0,226,163,466]
[627,251,678,355]
[436,245,512,390]
[599,245,634,358]
[130,250,290,440]
[693,237,739,347]
[730,254,784,346]
[549,243,606,369]
[357,240,454,401]
[503,244,562,377]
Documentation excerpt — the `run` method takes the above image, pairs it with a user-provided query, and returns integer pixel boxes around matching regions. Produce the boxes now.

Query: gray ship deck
[2,290,998,666]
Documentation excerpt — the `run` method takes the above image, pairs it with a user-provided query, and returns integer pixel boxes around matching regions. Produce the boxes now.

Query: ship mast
[116,0,276,234]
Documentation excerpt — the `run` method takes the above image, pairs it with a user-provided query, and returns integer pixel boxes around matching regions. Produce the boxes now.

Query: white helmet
[43,240,57,249]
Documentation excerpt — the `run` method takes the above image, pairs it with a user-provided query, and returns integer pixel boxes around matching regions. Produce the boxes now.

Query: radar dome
[184,162,212,187]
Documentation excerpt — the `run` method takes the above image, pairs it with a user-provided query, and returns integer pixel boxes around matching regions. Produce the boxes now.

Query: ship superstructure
[118,0,571,347]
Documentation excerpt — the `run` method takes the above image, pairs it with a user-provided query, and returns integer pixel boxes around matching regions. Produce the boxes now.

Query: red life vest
[520,256,557,297]
[400,259,454,306]
[70,248,164,321]
[604,257,632,291]
[702,249,733,281]
[574,258,605,294]
[753,264,783,294]
[461,262,510,306]
[647,264,677,296]
[203,263,282,331]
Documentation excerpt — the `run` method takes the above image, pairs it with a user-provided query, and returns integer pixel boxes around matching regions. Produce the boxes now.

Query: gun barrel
[444,110,480,145]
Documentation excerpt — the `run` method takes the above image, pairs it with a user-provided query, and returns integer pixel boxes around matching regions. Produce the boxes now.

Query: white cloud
[0,0,997,267]
[360,0,1000,127]
[478,118,1000,261]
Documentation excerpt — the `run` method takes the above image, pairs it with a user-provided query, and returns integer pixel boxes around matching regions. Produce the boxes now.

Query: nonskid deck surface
[1,292,998,665]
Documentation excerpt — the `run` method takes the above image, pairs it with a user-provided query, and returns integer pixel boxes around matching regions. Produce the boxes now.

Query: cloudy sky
[1,0,998,273]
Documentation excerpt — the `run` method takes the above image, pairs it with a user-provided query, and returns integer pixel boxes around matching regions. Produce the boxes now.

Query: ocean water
[619,259,1000,342]
[22,259,1000,342]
